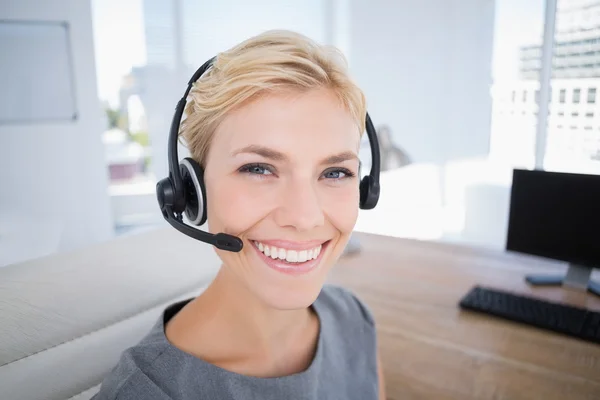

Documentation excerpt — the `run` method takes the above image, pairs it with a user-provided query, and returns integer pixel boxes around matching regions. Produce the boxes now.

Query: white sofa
[0,228,221,400]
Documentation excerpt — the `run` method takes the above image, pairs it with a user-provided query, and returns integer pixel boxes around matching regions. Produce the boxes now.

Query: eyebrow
[231,144,359,165]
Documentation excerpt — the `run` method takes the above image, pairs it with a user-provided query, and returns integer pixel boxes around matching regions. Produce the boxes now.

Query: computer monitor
[506,168,600,296]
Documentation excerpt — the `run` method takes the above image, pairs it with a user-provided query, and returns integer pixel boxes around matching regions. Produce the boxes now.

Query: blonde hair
[181,30,367,167]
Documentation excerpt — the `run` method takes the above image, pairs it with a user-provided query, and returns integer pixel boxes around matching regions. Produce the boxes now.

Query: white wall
[180,0,327,68]
[348,0,495,164]
[0,0,114,263]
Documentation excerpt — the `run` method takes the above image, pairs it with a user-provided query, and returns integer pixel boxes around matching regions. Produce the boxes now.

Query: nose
[273,177,325,231]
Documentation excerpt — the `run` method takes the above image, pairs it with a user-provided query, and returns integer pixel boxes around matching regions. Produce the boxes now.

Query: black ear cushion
[179,158,208,226]
[359,175,380,210]
[359,175,371,209]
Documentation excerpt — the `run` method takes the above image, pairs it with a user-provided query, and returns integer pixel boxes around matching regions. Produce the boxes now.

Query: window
[522,90,528,102]
[587,87,596,103]
[572,112,579,117]
[558,111,565,116]
[535,89,540,104]
[573,88,581,103]
[586,112,594,117]
[559,89,566,103]
[511,90,516,103]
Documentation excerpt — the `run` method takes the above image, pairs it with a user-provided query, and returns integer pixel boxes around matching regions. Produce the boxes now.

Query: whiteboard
[0,21,77,124]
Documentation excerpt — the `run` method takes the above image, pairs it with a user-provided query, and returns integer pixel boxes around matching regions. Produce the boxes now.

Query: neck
[214,266,311,345]
[172,264,316,362]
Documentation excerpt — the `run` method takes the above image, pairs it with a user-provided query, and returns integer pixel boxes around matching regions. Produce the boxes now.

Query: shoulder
[92,339,172,400]
[316,284,376,328]
[92,301,190,400]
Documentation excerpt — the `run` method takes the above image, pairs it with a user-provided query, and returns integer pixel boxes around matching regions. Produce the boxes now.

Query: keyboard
[459,286,600,345]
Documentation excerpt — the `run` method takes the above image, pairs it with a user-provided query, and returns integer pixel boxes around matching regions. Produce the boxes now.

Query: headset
[156,56,381,253]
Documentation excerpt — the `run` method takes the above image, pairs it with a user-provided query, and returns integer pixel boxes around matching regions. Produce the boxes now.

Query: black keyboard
[459,286,600,345]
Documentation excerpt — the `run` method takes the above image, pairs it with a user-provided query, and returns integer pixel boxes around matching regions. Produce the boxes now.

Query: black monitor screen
[506,169,600,267]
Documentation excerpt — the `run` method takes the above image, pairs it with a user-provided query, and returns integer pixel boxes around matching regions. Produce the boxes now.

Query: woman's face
[203,88,361,310]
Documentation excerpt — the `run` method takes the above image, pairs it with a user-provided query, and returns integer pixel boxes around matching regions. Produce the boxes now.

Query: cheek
[323,184,360,234]
[205,178,273,234]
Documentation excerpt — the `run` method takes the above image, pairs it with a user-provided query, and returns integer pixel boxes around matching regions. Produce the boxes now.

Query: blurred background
[1,0,599,267]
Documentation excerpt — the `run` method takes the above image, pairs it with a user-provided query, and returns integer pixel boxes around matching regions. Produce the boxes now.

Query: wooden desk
[329,232,600,400]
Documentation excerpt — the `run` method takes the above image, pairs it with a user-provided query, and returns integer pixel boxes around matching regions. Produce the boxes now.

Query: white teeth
[286,250,298,262]
[298,250,308,262]
[253,241,324,263]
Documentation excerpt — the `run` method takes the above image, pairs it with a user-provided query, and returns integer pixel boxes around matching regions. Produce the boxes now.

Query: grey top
[91,285,379,400]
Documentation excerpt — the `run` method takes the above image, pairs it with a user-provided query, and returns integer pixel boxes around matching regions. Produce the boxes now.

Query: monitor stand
[525,263,600,297]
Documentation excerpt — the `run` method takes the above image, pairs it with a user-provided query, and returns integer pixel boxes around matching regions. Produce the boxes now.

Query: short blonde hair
[181,29,367,167]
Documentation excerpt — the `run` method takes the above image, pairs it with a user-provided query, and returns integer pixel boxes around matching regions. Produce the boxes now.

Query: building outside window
[587,87,596,103]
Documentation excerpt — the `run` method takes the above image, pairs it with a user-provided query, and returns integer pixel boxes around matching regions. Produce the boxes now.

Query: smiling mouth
[250,240,331,275]
[252,240,324,263]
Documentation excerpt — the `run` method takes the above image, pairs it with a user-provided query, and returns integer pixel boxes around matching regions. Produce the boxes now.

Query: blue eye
[323,168,355,180]
[239,163,274,176]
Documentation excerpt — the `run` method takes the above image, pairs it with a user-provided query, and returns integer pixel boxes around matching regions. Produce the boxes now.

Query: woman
[93,29,385,400]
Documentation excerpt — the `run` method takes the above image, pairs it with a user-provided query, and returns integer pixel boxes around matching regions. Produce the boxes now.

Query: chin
[259,282,325,311]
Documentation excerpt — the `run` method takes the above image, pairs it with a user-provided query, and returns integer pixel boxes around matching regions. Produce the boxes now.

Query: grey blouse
[91,284,379,400]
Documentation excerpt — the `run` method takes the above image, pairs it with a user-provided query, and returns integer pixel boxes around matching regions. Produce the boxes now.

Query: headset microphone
[156,186,243,252]
[156,56,380,253]
[157,204,243,252]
